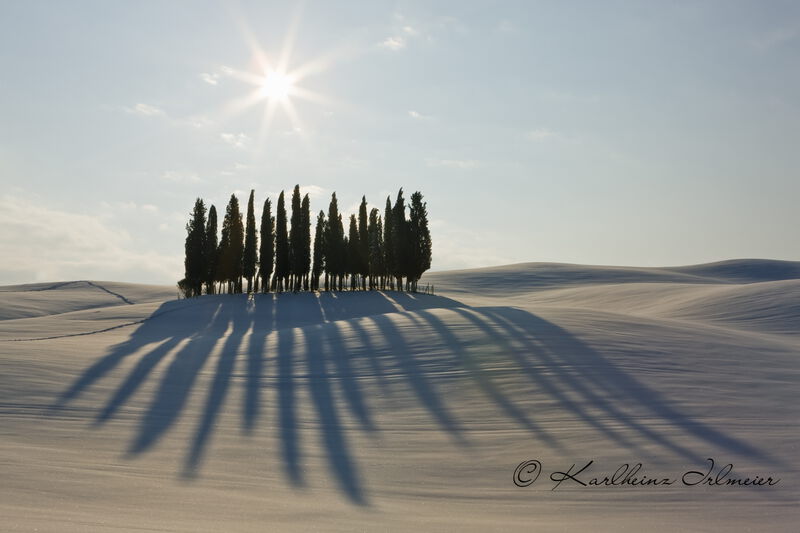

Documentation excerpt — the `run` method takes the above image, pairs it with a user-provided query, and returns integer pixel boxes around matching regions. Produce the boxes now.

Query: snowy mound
[422,258,800,294]
[1,260,798,531]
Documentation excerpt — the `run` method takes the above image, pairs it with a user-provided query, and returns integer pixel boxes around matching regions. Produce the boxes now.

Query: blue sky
[1,1,798,284]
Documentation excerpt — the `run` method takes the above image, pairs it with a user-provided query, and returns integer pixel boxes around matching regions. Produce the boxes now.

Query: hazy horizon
[2,0,799,285]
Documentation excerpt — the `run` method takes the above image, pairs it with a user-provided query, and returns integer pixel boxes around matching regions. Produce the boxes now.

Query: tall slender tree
[358,196,369,290]
[259,198,274,293]
[216,207,230,293]
[348,214,359,290]
[218,194,244,293]
[383,196,395,290]
[274,191,289,292]
[242,190,258,293]
[391,188,409,290]
[408,191,432,291]
[312,210,326,291]
[204,204,218,295]
[367,208,383,290]
[184,198,207,297]
[325,193,343,290]
[288,185,302,291]
[300,194,311,291]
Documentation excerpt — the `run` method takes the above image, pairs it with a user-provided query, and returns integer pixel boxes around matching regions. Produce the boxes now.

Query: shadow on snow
[51,290,776,504]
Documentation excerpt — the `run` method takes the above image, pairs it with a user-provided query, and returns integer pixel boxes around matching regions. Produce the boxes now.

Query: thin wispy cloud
[0,194,178,284]
[200,72,219,85]
[125,103,165,117]
[379,13,426,51]
[186,115,214,129]
[408,110,434,120]
[526,128,558,142]
[380,36,406,51]
[220,132,251,149]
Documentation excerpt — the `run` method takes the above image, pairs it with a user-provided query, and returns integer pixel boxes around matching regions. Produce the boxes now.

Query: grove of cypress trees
[184,198,207,297]
[312,210,326,291]
[243,189,258,294]
[204,204,218,295]
[259,198,274,293]
[179,187,431,295]
[274,191,289,292]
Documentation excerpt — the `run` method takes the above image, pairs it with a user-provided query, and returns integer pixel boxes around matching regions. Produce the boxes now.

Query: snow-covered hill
[1,260,798,531]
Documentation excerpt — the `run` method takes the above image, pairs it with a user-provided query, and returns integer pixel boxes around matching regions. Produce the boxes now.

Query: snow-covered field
[1,260,798,531]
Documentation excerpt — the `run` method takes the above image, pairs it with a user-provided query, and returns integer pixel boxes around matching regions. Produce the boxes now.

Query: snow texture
[1,260,798,531]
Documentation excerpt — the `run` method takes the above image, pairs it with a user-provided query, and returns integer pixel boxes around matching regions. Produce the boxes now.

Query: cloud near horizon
[0,194,180,285]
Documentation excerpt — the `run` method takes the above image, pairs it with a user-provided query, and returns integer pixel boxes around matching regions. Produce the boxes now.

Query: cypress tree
[288,185,302,291]
[300,194,311,291]
[358,196,369,290]
[259,198,274,293]
[367,208,383,290]
[242,189,258,293]
[325,193,343,291]
[392,188,408,291]
[312,210,326,291]
[219,194,245,293]
[184,198,207,297]
[204,204,218,295]
[383,196,394,290]
[348,214,359,290]
[274,191,289,292]
[408,191,432,292]
[217,207,231,293]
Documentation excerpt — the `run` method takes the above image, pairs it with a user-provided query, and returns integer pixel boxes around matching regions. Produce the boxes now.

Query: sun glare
[260,70,295,100]
[218,14,340,152]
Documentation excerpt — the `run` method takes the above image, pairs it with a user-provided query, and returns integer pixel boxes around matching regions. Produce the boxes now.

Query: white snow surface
[1,259,798,531]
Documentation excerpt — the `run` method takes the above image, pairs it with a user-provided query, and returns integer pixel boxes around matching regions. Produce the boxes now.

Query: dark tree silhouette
[325,193,344,291]
[243,190,258,294]
[289,185,302,292]
[204,205,218,295]
[383,196,395,290]
[348,214,359,290]
[300,194,311,291]
[391,189,409,290]
[274,191,289,292]
[218,194,244,293]
[358,196,369,290]
[312,210,326,291]
[408,191,432,292]
[259,198,274,293]
[367,208,383,290]
[183,198,207,297]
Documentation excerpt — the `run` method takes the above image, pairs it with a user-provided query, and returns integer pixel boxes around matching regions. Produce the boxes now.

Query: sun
[217,13,341,152]
[260,70,295,101]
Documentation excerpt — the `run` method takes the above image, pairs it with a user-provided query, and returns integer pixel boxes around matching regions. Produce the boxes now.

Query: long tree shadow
[52,290,780,505]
